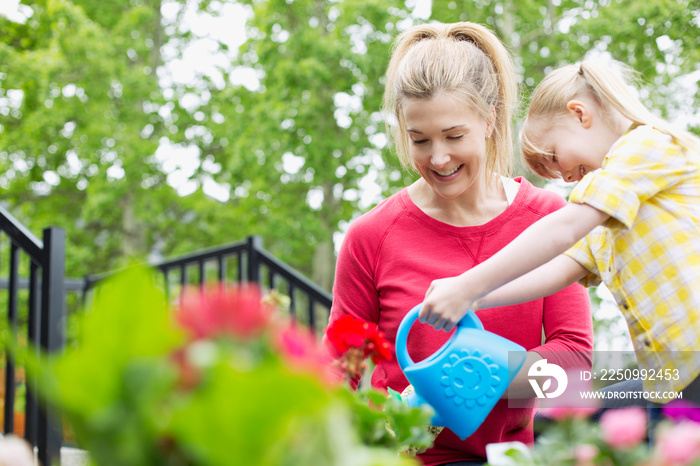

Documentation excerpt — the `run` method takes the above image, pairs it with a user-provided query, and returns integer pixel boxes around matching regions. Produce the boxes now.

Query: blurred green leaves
[50,267,184,415]
[31,268,427,465]
[347,386,435,450]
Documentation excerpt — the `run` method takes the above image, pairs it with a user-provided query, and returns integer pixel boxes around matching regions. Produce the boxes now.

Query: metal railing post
[246,235,262,284]
[24,262,40,446]
[37,227,66,466]
[4,244,19,434]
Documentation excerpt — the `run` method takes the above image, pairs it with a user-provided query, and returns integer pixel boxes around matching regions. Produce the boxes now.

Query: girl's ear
[566,100,592,129]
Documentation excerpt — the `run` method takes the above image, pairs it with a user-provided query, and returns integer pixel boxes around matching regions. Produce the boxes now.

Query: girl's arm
[451,255,590,399]
[485,256,591,398]
[420,202,609,331]
[474,254,589,311]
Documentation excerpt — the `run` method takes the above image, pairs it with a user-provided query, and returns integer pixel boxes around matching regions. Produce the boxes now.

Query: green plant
[23,267,432,465]
[495,403,700,466]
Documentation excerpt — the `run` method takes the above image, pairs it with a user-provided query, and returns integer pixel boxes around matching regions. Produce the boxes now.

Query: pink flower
[176,284,271,340]
[600,407,647,449]
[574,444,599,465]
[537,368,600,420]
[272,323,338,385]
[655,421,700,465]
[662,399,700,424]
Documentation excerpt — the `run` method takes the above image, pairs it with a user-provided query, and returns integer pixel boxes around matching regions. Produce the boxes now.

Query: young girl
[421,59,700,398]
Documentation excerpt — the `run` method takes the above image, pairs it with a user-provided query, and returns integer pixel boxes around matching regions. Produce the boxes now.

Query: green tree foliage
[1,0,698,292]
[168,0,418,289]
[1,0,176,277]
[431,0,700,125]
[0,0,420,289]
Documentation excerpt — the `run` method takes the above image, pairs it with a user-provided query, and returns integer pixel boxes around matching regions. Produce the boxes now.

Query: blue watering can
[395,303,527,440]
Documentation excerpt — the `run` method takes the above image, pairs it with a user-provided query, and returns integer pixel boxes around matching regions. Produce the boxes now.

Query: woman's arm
[421,202,609,331]
[503,351,544,399]
[322,220,381,388]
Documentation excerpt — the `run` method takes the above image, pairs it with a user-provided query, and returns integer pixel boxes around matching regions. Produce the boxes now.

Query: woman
[323,22,593,465]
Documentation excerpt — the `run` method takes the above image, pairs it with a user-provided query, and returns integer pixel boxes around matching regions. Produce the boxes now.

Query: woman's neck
[408,176,509,227]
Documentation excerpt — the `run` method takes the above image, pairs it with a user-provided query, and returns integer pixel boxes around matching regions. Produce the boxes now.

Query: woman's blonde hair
[383,22,518,181]
[522,60,700,178]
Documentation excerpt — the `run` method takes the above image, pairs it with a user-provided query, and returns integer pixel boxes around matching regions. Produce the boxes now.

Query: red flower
[325,315,394,381]
[325,315,372,355]
[366,329,393,364]
[176,284,271,340]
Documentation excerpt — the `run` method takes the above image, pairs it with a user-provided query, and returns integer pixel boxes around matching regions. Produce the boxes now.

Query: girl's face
[402,92,493,199]
[530,100,615,182]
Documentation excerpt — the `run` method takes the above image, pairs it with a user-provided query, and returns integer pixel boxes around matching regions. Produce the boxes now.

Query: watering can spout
[396,304,527,440]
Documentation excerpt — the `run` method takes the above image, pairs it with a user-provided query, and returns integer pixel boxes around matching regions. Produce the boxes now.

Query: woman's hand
[419,274,475,331]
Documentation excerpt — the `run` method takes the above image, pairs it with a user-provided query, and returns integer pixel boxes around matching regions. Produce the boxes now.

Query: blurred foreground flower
[530,390,700,465]
[573,443,599,466]
[529,373,655,466]
[662,399,700,424]
[271,323,337,384]
[654,420,700,465]
[537,368,600,421]
[27,268,428,466]
[176,284,271,340]
[601,407,647,449]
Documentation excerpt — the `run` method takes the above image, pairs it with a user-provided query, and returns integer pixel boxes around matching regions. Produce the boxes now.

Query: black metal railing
[0,205,65,466]
[0,223,332,465]
[86,235,333,335]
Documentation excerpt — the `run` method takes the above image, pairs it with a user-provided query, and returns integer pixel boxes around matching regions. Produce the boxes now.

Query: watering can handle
[395,303,484,371]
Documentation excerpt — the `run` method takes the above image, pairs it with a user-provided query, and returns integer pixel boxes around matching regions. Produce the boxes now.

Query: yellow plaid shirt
[566,124,700,393]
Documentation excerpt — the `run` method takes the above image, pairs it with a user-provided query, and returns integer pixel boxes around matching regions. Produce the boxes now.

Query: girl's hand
[420,275,474,331]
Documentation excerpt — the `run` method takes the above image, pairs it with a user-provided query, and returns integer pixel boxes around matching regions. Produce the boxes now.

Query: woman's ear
[566,100,592,129]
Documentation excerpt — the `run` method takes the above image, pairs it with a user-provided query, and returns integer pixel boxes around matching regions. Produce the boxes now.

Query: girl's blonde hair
[522,60,700,178]
[383,22,518,181]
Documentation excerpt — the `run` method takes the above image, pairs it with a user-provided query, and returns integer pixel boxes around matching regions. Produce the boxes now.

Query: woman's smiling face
[403,91,493,200]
